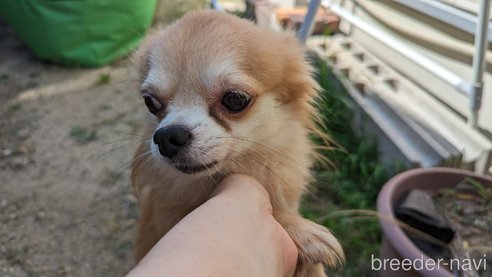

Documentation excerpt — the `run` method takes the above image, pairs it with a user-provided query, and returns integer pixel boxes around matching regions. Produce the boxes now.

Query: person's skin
[127,174,298,277]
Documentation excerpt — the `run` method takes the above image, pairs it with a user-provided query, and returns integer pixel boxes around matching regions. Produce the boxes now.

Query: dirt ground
[0,22,145,276]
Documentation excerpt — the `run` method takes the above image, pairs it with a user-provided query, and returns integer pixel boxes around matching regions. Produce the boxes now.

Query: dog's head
[134,11,319,176]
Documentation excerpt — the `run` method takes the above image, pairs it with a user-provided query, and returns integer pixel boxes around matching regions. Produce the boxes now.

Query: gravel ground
[0,22,145,276]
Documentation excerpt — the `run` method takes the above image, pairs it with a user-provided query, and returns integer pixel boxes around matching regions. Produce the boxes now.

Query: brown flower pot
[376,167,492,277]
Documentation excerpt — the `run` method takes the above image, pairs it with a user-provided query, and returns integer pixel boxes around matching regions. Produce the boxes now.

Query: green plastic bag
[0,0,157,67]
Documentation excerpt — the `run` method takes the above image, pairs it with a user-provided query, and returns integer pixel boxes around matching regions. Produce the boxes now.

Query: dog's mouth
[174,161,218,174]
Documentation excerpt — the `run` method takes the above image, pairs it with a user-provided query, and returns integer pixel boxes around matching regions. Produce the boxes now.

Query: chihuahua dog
[131,10,344,276]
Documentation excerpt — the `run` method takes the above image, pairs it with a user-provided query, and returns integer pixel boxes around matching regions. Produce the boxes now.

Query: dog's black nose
[153,125,192,159]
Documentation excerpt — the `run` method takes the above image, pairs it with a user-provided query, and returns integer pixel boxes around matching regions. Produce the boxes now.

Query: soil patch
[0,21,145,276]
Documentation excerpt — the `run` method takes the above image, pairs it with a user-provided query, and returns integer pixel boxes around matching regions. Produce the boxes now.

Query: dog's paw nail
[296,224,345,268]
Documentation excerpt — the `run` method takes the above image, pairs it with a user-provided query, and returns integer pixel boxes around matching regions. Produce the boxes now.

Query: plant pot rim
[377,167,492,277]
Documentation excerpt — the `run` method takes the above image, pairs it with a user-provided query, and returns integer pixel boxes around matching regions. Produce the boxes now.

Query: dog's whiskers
[91,138,151,161]
[107,150,152,186]
[91,142,140,161]
[114,130,149,139]
[194,148,220,189]
[225,147,294,191]
[217,136,311,170]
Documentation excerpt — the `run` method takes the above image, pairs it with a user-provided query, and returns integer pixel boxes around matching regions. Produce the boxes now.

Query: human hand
[127,174,298,277]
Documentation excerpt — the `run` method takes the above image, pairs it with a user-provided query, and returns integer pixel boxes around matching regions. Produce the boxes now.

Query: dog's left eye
[221,90,251,113]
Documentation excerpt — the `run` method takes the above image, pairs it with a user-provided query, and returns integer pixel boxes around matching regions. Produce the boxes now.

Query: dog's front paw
[276,213,344,269]
[295,219,344,268]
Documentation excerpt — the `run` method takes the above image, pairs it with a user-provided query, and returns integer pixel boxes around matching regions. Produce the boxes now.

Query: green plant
[463,177,492,202]
[303,59,401,275]
[0,74,9,83]
[7,103,21,114]
[70,126,96,144]
[97,73,112,86]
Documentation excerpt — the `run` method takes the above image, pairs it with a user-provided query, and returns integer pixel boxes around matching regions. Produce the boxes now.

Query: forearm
[127,175,296,277]
[128,198,249,276]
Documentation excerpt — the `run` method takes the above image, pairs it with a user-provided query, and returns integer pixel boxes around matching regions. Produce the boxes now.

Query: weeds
[6,103,21,114]
[97,73,112,86]
[0,74,9,83]
[70,126,97,144]
[464,177,492,202]
[303,59,401,275]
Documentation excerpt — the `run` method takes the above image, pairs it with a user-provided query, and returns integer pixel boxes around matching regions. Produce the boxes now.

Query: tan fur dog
[131,10,344,276]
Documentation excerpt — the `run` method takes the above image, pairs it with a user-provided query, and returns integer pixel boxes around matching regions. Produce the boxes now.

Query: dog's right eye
[143,95,162,114]
[221,90,251,113]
